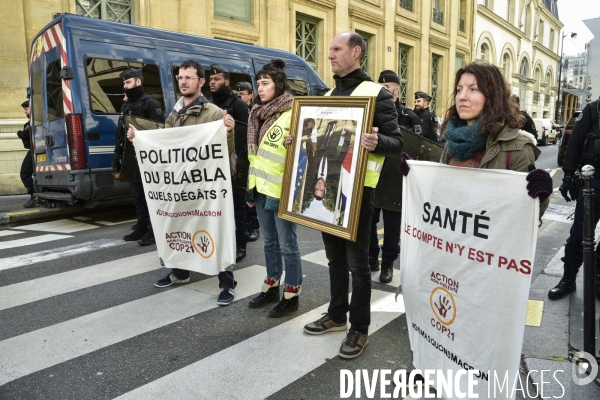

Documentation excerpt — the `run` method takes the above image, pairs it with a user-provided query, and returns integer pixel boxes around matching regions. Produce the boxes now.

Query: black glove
[398,152,412,176]
[111,154,122,172]
[559,175,579,202]
[526,164,552,202]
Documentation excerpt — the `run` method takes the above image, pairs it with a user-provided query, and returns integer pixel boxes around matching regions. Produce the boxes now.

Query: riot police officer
[208,64,251,261]
[112,68,164,246]
[512,95,538,140]
[17,99,38,208]
[414,91,439,142]
[550,97,600,300]
[378,70,421,135]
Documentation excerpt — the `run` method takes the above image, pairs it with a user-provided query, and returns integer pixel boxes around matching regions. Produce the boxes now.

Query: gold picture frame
[279,96,376,241]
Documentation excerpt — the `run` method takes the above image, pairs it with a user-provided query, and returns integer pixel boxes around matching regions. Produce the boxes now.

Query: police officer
[550,97,600,301]
[378,70,421,135]
[366,70,416,284]
[235,81,261,241]
[112,68,164,246]
[17,99,38,208]
[208,64,252,261]
[512,95,538,140]
[414,91,439,142]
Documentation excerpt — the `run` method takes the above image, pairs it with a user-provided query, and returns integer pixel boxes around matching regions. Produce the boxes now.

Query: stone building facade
[474,0,562,120]
[1,0,474,194]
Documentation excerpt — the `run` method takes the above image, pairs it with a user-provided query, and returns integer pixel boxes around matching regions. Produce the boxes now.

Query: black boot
[23,195,39,208]
[249,286,280,308]
[248,226,259,242]
[123,225,147,241]
[236,247,247,262]
[548,265,578,300]
[369,257,380,272]
[596,275,600,301]
[380,259,393,283]
[269,286,300,318]
[138,228,156,246]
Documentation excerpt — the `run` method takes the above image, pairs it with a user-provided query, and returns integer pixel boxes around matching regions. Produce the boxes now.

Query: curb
[0,207,86,227]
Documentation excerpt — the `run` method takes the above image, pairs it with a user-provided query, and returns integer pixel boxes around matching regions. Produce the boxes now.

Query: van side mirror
[60,66,74,80]
[26,87,32,98]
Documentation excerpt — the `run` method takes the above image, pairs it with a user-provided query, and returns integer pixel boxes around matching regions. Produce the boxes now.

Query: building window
[357,31,372,75]
[519,58,528,77]
[550,29,555,51]
[398,45,410,104]
[538,20,544,43]
[295,15,318,70]
[433,0,444,25]
[399,0,412,11]
[455,53,464,72]
[76,0,133,23]
[484,0,493,9]
[480,43,490,62]
[431,54,440,115]
[459,0,466,32]
[214,0,252,24]
[502,53,512,80]
[524,4,532,39]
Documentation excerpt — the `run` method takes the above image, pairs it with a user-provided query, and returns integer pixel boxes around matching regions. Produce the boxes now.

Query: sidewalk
[522,246,600,397]
[0,194,87,227]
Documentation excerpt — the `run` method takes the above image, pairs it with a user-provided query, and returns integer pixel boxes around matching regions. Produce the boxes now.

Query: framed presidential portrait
[279,96,376,241]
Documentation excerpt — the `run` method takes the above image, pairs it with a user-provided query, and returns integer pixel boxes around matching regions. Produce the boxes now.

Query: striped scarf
[247,92,294,147]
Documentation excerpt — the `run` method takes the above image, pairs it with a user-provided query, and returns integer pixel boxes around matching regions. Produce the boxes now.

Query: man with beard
[128,60,237,306]
[113,68,164,246]
[208,64,251,262]
[413,91,438,142]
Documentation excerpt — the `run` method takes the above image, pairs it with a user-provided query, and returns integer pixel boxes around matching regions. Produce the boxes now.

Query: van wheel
[557,155,564,166]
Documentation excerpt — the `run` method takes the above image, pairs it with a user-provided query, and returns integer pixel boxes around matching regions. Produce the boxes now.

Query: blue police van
[29,13,328,207]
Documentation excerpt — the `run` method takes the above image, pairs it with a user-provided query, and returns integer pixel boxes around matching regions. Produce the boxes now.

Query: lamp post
[556,31,577,124]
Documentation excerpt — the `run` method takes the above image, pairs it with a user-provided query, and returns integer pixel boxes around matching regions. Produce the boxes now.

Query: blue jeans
[562,177,600,274]
[254,194,303,287]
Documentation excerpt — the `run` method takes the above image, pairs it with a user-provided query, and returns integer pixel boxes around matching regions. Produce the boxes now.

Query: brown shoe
[338,330,368,359]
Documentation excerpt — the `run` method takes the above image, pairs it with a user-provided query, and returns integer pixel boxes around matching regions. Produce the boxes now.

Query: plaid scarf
[247,92,294,147]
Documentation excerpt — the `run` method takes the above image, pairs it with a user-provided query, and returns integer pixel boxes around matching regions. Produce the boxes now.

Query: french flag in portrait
[294,149,308,200]
[339,147,353,220]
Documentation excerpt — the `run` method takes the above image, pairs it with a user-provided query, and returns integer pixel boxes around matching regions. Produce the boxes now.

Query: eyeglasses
[176,75,199,82]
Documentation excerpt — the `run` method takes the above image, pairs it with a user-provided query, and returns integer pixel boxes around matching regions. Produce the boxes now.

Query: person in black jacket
[413,91,439,142]
[303,32,402,359]
[378,70,421,135]
[112,68,164,246]
[512,95,538,140]
[550,97,600,301]
[17,100,38,208]
[208,63,251,262]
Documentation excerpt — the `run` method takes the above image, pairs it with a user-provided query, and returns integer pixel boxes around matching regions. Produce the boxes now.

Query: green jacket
[441,124,548,216]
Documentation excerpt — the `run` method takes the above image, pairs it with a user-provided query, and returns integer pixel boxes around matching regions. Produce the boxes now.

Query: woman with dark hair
[438,61,551,214]
[246,59,303,317]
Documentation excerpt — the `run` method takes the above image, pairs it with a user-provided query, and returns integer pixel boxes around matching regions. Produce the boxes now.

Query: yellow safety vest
[325,81,385,188]
[247,110,292,198]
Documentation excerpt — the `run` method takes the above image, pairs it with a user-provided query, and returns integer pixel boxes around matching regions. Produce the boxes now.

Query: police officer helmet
[119,68,143,80]
[21,100,29,108]
[415,91,432,102]
[235,81,253,93]
[378,70,400,84]
[210,63,230,79]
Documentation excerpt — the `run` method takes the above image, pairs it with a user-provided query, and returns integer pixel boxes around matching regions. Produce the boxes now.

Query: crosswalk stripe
[0,251,159,311]
[17,219,99,233]
[0,230,24,238]
[0,234,72,251]
[302,250,399,288]
[96,218,137,226]
[116,289,405,399]
[0,265,265,386]
[0,239,125,272]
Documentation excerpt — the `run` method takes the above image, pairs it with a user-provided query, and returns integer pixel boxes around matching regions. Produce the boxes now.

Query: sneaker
[124,226,147,241]
[217,288,235,306]
[304,313,347,335]
[154,273,190,288]
[248,227,260,242]
[23,195,39,209]
[338,330,368,359]
[138,229,156,246]
[249,286,280,308]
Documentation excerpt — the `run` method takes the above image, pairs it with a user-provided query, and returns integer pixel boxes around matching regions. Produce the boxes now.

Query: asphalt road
[0,142,578,399]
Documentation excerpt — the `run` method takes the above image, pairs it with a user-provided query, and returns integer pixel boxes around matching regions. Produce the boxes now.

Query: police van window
[86,59,164,114]
[46,59,64,122]
[287,79,308,96]
[172,66,252,103]
[32,69,43,126]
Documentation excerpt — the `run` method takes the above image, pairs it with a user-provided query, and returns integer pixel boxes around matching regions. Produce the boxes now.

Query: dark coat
[519,110,538,139]
[396,100,421,134]
[415,108,438,142]
[17,121,31,150]
[563,99,600,176]
[330,68,403,157]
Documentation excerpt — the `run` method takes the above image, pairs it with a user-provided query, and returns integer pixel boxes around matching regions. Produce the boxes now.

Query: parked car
[557,111,582,166]
[532,118,557,146]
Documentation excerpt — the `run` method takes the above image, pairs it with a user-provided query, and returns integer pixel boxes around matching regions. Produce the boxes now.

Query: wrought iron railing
[533,91,540,102]
[433,8,443,25]
[400,0,412,11]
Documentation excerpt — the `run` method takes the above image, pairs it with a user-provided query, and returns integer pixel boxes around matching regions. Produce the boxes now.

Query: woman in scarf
[246,59,303,317]
[400,62,552,215]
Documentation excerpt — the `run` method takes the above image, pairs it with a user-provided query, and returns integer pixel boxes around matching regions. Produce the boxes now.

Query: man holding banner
[127,59,238,306]
[303,32,402,359]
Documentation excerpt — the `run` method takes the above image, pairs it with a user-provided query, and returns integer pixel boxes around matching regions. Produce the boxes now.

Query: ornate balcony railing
[400,0,412,11]
[433,8,444,25]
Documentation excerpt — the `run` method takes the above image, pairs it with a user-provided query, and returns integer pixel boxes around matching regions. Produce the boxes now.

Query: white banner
[400,161,538,399]
[133,120,236,275]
